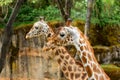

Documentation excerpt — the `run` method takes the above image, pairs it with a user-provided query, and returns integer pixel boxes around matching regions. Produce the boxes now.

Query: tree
[84,0,94,36]
[56,0,73,22]
[65,0,73,20]
[0,0,14,24]
[0,0,24,74]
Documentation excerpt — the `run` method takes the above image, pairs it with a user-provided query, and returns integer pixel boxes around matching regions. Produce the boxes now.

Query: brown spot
[70,37,73,41]
[82,73,87,79]
[84,46,88,50]
[80,46,84,51]
[70,73,74,79]
[86,65,92,77]
[57,59,62,64]
[88,54,92,61]
[69,59,74,64]
[64,60,68,64]
[63,62,66,66]
[94,73,98,80]
[55,50,59,55]
[62,66,66,71]
[65,72,69,77]
[79,40,82,44]
[93,57,97,63]
[65,55,69,59]
[75,60,83,67]
[83,52,86,56]
[75,73,80,79]
[60,55,64,59]
[67,37,70,41]
[61,48,66,54]
[58,49,62,53]
[78,68,81,71]
[80,32,84,37]
[93,64,101,73]
[68,66,72,71]
[73,66,77,71]
[99,75,104,80]
[81,56,87,64]
[95,68,101,73]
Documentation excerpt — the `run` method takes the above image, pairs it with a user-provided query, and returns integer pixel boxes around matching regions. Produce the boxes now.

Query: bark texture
[84,0,93,36]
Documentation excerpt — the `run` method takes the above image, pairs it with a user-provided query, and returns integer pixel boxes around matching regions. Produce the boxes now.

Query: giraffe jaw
[25,35,35,39]
[26,35,30,39]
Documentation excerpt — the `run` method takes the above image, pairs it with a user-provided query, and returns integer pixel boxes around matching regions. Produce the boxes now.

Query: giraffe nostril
[35,26,38,29]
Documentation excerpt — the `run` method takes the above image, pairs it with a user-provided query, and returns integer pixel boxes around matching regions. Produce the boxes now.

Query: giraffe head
[46,26,81,48]
[26,21,54,39]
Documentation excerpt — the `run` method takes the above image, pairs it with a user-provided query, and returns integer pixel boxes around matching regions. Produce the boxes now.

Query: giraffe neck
[64,27,110,80]
[54,47,88,80]
[75,37,110,80]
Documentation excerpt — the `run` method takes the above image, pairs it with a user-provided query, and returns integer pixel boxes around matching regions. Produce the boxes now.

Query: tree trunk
[84,0,93,37]
[0,0,24,74]
[56,0,73,22]
[65,0,72,20]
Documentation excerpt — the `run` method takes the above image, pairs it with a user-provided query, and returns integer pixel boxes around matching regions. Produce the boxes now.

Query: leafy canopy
[0,0,13,6]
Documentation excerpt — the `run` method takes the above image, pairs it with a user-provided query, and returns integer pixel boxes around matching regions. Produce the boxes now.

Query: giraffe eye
[60,33,65,37]
[35,27,38,29]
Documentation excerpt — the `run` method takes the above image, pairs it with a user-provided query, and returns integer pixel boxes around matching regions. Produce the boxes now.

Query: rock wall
[94,45,120,65]
[0,47,61,80]
[0,25,64,80]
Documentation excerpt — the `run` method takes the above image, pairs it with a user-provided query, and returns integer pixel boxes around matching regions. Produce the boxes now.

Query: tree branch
[56,0,71,21]
[0,0,24,74]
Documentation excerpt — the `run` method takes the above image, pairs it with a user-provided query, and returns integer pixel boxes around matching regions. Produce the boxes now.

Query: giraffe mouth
[26,35,30,39]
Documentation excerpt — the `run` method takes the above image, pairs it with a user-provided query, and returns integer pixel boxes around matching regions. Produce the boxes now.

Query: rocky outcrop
[0,47,61,80]
[0,25,62,80]
[94,45,120,65]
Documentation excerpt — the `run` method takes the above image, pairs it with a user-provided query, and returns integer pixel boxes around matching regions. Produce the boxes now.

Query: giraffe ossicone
[47,26,110,80]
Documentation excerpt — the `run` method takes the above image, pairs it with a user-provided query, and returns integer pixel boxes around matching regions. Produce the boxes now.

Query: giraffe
[26,20,54,39]
[46,26,110,80]
[25,20,88,80]
[43,46,88,80]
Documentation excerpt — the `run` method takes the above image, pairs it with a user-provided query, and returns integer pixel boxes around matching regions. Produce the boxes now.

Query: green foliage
[38,6,62,21]
[1,0,119,28]
[102,64,120,80]
[92,0,120,26]
[0,0,13,6]
[16,5,37,21]
[71,1,87,21]
[16,5,61,22]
